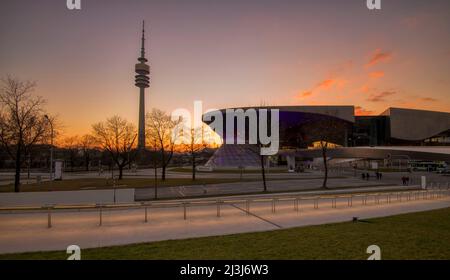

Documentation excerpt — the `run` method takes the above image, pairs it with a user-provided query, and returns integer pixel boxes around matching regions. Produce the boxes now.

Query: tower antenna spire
[141,20,146,58]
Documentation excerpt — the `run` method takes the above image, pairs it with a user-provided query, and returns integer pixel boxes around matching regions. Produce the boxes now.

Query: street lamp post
[44,115,54,184]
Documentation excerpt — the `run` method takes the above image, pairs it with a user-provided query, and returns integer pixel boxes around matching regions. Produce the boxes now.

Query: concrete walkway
[0,191,449,254]
[135,177,392,200]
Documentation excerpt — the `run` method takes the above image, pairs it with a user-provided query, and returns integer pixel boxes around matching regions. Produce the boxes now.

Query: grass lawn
[2,207,449,260]
[0,178,264,193]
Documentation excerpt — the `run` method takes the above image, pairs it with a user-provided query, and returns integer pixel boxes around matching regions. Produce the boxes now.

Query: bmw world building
[202,106,450,171]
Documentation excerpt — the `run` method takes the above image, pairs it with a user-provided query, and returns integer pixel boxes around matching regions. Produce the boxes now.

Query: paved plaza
[0,188,449,254]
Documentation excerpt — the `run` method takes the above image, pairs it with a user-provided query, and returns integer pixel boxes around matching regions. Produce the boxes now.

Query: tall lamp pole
[44,115,54,183]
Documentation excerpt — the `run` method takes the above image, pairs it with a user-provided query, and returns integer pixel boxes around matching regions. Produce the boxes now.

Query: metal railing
[1,187,449,229]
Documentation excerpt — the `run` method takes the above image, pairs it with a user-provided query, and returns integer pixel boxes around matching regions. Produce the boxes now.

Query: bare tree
[182,126,207,181]
[0,76,50,192]
[62,135,80,172]
[79,134,96,171]
[146,109,180,181]
[303,118,348,189]
[147,137,159,199]
[259,145,268,192]
[92,116,137,180]
[246,144,268,192]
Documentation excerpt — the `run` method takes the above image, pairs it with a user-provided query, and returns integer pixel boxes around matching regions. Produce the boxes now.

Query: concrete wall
[285,106,355,123]
[206,106,355,123]
[386,108,450,141]
[0,189,135,207]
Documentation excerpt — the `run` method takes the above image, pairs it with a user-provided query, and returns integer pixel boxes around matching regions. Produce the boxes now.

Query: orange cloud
[369,71,385,79]
[297,91,313,98]
[367,91,396,102]
[316,79,335,89]
[421,97,438,102]
[366,49,393,67]
[297,77,348,99]
[360,85,370,93]
[316,78,348,89]
[355,106,374,116]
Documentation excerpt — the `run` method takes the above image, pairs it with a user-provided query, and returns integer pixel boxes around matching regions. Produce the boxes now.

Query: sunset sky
[0,0,449,137]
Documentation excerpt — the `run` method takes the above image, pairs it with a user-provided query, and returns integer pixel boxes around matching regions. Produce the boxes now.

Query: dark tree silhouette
[146,109,180,181]
[92,116,137,180]
[183,126,207,181]
[0,76,50,192]
[79,134,96,172]
[302,117,348,189]
[62,135,80,172]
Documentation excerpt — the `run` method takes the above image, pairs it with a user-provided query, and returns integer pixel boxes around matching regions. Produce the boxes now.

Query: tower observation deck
[135,21,150,150]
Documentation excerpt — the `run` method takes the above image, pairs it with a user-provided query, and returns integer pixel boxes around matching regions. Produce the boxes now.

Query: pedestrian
[366,173,370,180]
[401,176,406,186]
[379,172,382,180]
[406,176,410,186]
[362,173,366,180]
